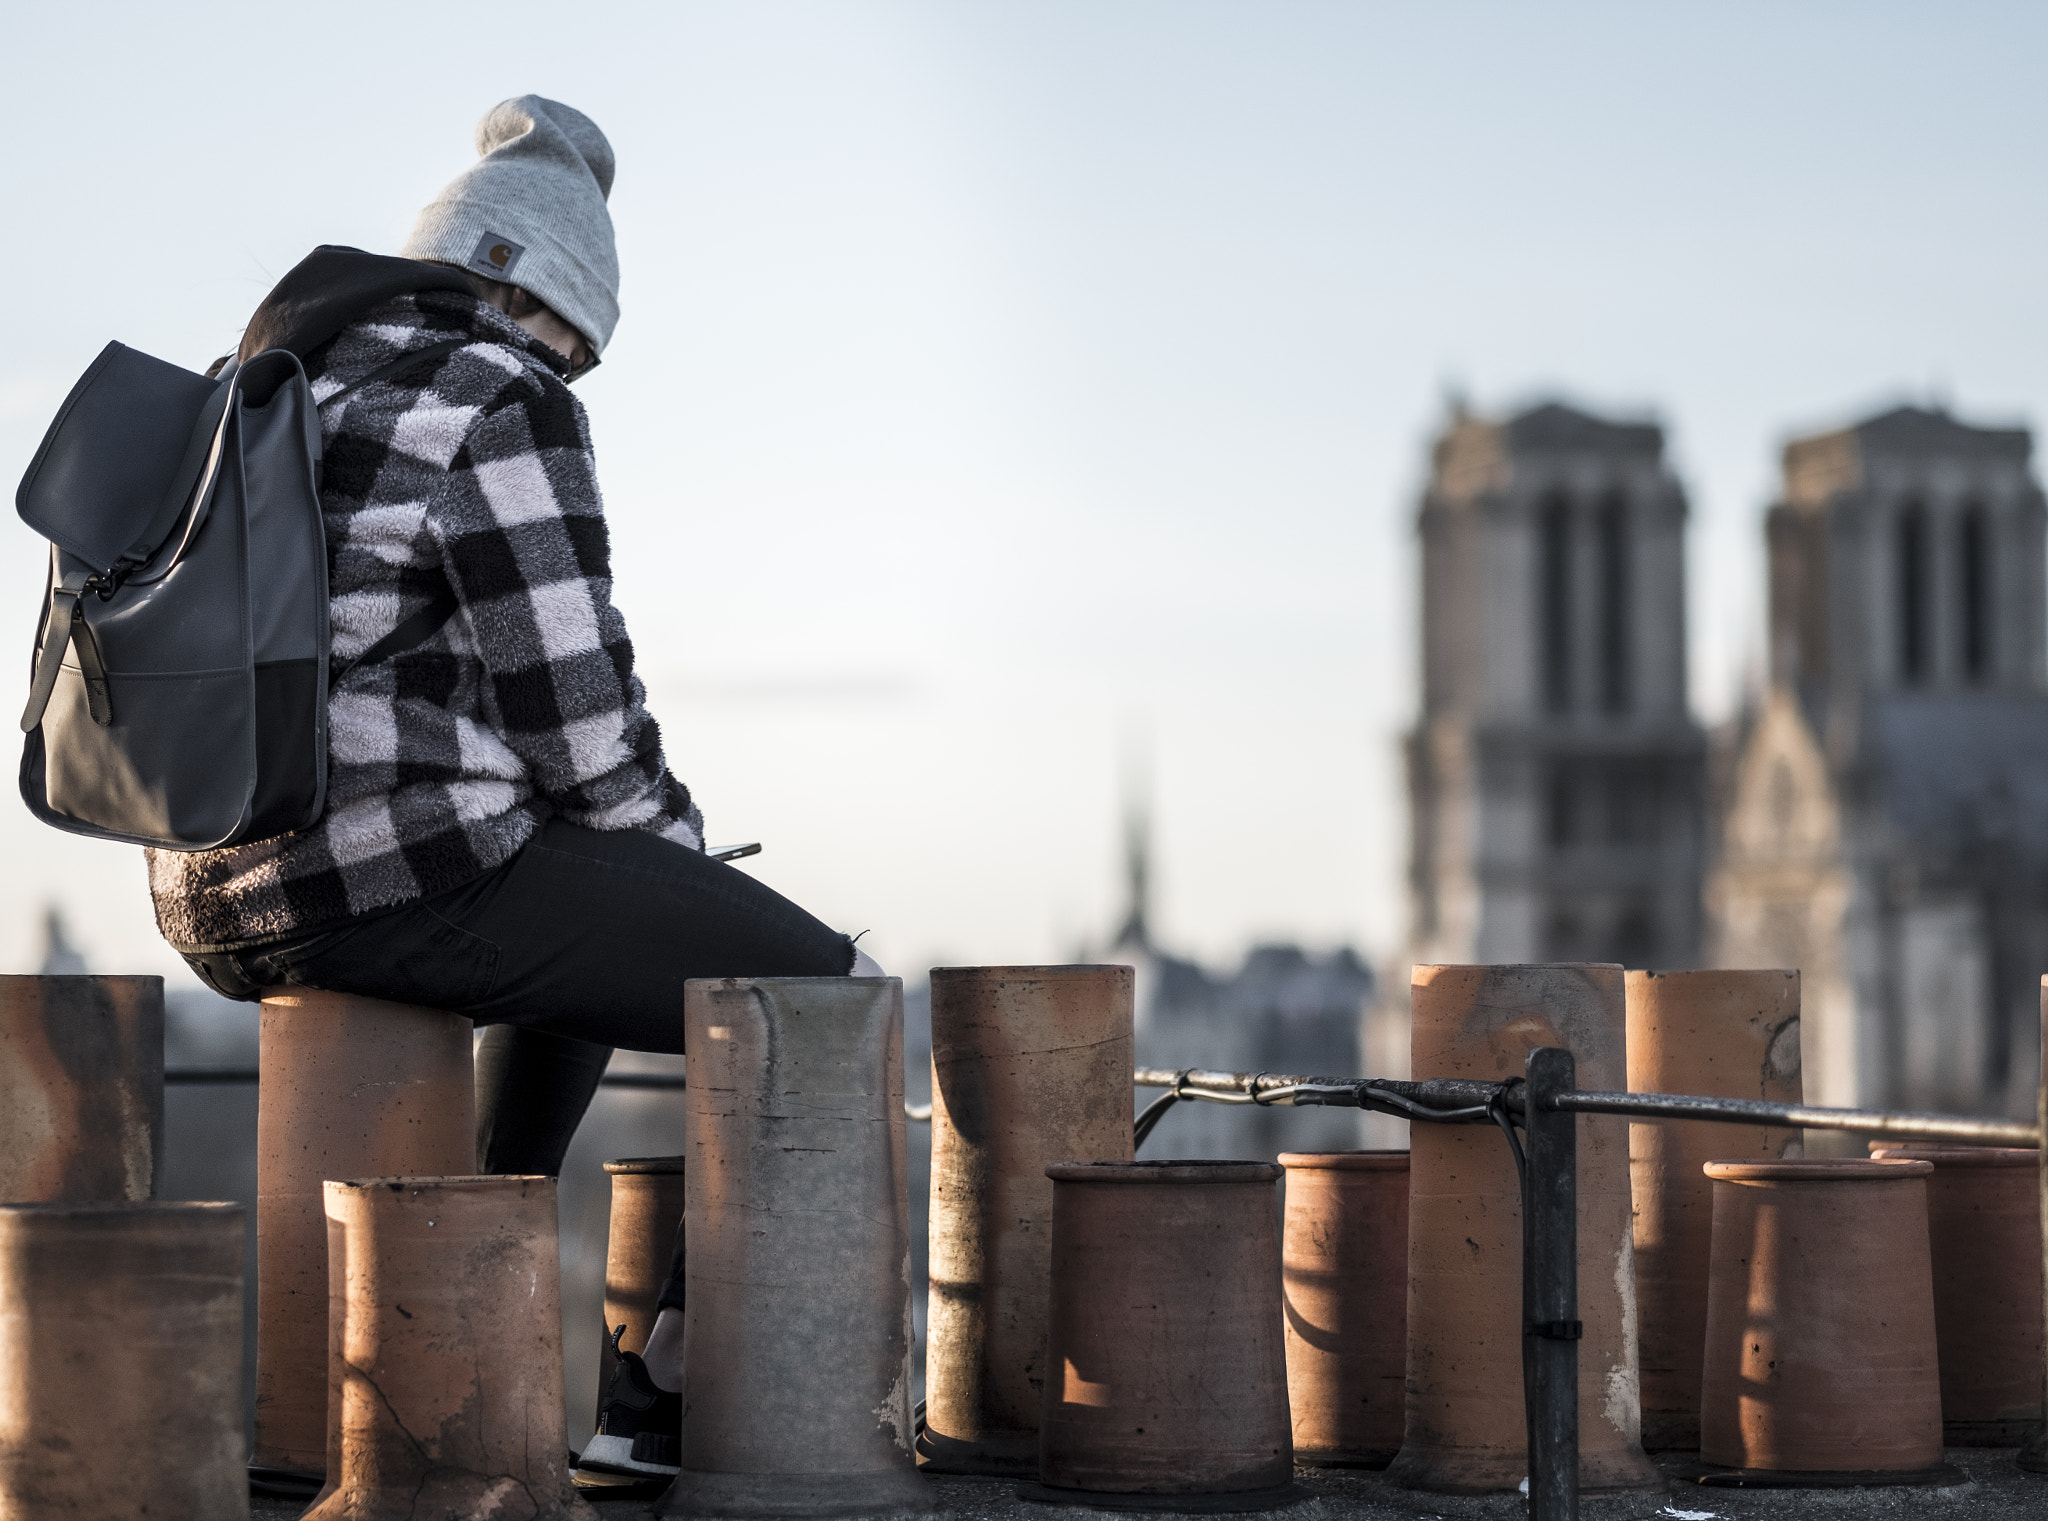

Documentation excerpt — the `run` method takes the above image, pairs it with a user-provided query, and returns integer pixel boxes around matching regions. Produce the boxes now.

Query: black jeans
[186,816,856,1190]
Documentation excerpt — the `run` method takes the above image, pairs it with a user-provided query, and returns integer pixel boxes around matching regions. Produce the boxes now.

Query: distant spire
[39,906,86,976]
[1112,725,1154,953]
[1114,795,1151,952]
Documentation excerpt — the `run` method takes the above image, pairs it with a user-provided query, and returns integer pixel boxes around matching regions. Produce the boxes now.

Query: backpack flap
[17,342,230,577]
[17,347,238,737]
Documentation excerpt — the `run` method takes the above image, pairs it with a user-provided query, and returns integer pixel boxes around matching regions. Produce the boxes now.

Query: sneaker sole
[578,1432,681,1478]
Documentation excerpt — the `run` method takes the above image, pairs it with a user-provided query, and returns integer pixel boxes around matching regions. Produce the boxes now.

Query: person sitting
[159,96,877,1477]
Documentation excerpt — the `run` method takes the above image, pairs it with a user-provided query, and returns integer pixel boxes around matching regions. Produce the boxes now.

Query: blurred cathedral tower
[1406,402,1707,970]
[1709,407,2048,1116]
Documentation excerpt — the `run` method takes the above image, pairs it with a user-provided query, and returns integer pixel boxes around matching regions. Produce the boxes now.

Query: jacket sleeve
[424,367,704,847]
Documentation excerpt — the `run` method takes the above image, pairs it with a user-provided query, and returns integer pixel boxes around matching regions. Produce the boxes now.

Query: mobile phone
[709,842,763,862]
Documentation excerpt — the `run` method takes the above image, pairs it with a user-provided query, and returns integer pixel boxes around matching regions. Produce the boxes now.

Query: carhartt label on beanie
[402,96,620,355]
[466,232,527,280]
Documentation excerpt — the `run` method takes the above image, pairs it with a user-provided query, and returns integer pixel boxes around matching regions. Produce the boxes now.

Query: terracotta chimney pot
[254,990,475,1477]
[1625,968,1801,1451]
[923,965,1134,1476]
[1035,1160,1300,1509]
[0,1201,245,1520]
[1388,963,1660,1496]
[2026,981,2048,1474]
[306,1175,591,1520]
[1278,1151,1409,1468]
[0,974,162,1203]
[1867,1145,2043,1444]
[1699,1158,1943,1480]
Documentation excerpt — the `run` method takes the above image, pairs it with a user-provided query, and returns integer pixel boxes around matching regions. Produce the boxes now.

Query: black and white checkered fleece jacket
[149,289,703,951]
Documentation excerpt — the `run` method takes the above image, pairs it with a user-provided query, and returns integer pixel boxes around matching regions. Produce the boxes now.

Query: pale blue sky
[4,2,2044,982]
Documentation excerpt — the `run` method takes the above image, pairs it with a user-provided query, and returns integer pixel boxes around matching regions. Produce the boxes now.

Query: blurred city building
[1708,406,2048,1118]
[1086,803,1373,1158]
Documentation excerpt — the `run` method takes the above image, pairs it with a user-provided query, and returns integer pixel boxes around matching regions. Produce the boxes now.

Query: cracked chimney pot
[1278,1150,1409,1468]
[922,965,1134,1476]
[1035,1160,1298,1507]
[254,990,476,1477]
[0,974,163,1203]
[1700,1158,1943,1479]
[0,1201,245,1518]
[306,1174,592,1521]
[1865,1144,2043,1445]
[661,976,934,1519]
[1626,969,1802,1452]
[1388,964,1661,1497]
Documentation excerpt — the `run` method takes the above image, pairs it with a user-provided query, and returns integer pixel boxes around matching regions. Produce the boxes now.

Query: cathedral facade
[1709,407,2048,1116]
[1395,398,2048,1121]
[1406,402,1708,972]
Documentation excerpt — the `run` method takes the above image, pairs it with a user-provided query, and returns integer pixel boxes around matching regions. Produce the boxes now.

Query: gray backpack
[17,338,460,849]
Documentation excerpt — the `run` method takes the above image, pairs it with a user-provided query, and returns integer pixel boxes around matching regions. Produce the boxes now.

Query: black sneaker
[579,1325,682,1477]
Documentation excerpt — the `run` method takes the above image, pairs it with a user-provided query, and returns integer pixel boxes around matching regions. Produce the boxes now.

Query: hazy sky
[4,2,2045,986]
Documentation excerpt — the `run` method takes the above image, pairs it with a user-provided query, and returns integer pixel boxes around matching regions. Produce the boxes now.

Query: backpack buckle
[87,562,136,601]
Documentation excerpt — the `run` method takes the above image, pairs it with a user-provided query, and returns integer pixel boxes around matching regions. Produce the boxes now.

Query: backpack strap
[20,568,90,733]
[316,341,469,687]
[319,339,466,410]
[328,590,461,690]
[19,565,114,732]
[108,378,237,589]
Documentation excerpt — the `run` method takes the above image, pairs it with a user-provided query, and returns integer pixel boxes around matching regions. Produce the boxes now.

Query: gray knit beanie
[401,96,620,356]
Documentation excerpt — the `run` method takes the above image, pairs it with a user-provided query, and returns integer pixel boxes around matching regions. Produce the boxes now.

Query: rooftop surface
[247,1448,2046,1521]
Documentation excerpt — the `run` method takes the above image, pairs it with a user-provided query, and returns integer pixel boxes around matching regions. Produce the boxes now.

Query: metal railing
[1131,1062,2041,1146]
[1132,1056,2044,1520]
